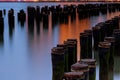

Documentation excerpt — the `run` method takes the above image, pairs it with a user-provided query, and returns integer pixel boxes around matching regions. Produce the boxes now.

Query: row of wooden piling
[79,15,120,80]
[51,38,96,80]
[51,9,120,80]
[1,3,120,36]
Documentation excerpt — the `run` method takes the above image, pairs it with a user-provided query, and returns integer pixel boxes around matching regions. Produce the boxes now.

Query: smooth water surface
[0,2,120,80]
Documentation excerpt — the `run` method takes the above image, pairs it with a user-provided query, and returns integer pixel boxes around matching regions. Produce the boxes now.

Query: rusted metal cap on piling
[71,62,89,72]
[80,59,96,68]
[64,72,84,79]
[51,47,65,55]
[104,37,115,43]
[98,42,111,48]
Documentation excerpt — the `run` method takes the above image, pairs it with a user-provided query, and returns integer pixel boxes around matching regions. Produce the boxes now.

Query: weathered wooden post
[51,47,65,80]
[0,11,4,35]
[92,22,105,50]
[71,62,89,80]
[0,10,4,43]
[104,37,115,70]
[64,39,77,71]
[81,59,96,80]
[8,8,15,27]
[57,44,68,72]
[80,31,92,59]
[67,39,77,62]
[84,29,92,58]
[63,72,85,80]
[98,42,111,80]
[18,9,26,26]
[80,32,89,59]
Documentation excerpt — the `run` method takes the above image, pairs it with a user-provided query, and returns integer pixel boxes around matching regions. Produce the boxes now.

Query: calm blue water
[0,2,120,80]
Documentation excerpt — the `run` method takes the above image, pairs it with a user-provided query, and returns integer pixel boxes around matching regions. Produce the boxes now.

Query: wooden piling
[98,42,111,80]
[63,72,85,80]
[51,47,65,80]
[81,59,96,80]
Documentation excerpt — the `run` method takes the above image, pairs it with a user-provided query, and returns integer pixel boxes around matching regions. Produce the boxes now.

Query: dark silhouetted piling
[8,9,15,27]
[92,22,105,50]
[42,13,49,29]
[64,39,77,71]
[81,59,96,80]
[57,44,68,72]
[27,6,35,34]
[98,42,111,80]
[0,13,4,43]
[113,29,120,52]
[0,16,4,35]
[51,47,65,80]
[0,10,2,17]
[104,37,115,70]
[63,72,85,80]
[18,9,26,26]
[3,9,6,15]
[84,29,93,58]
[71,62,89,80]
[80,31,92,59]
[67,39,77,61]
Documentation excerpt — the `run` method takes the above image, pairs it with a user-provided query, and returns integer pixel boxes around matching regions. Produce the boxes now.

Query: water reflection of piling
[71,62,89,80]
[42,13,49,29]
[8,9,15,38]
[35,6,41,24]
[98,42,111,80]
[8,9,15,27]
[0,10,4,45]
[70,5,76,22]
[3,9,6,15]
[18,9,26,26]
[0,10,4,35]
[51,47,65,80]
[81,59,96,80]
[27,6,35,34]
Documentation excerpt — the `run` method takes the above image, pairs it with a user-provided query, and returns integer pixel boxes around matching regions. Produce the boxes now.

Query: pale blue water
[0,2,120,80]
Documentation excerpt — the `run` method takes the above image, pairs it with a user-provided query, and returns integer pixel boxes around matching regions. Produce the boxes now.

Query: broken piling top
[67,39,77,42]
[92,22,104,30]
[98,42,111,48]
[64,40,76,47]
[57,44,67,51]
[84,29,92,34]
[51,47,65,55]
[80,32,89,37]
[71,62,89,72]
[64,72,85,79]
[57,43,66,47]
[80,59,96,68]
[104,37,115,43]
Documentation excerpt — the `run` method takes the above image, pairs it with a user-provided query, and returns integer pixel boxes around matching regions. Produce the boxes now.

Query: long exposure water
[0,2,120,80]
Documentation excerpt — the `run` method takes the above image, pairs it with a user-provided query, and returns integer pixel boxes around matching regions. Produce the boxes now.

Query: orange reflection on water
[59,14,90,60]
